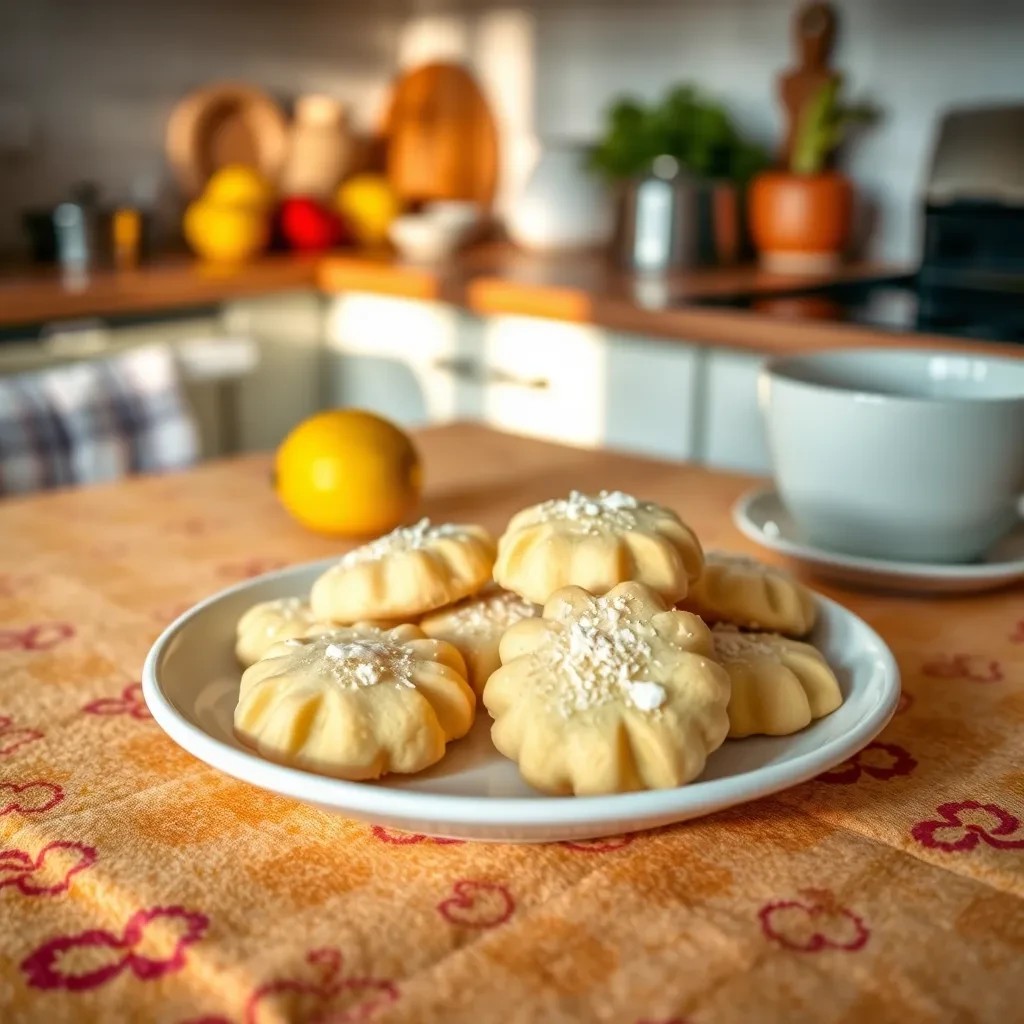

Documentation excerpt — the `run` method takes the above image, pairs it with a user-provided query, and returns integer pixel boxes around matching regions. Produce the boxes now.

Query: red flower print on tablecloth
[218,558,286,581]
[370,825,463,845]
[922,653,1003,683]
[437,880,515,929]
[244,947,397,1024]
[82,682,151,720]
[760,888,869,953]
[561,835,635,853]
[1010,620,1024,644]
[0,714,44,758]
[817,741,917,785]
[0,840,96,896]
[895,690,914,715]
[911,800,1024,852]
[21,905,208,992]
[0,622,74,652]
[0,781,63,816]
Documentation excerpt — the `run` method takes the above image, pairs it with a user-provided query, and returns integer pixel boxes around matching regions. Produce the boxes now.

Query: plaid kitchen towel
[0,343,199,496]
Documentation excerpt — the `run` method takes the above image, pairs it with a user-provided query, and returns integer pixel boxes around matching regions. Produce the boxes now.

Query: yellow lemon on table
[203,164,275,208]
[275,410,422,536]
[183,199,269,264]
[336,174,401,246]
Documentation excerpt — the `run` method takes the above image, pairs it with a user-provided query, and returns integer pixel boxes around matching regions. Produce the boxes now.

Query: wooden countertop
[2,244,1021,359]
[0,254,320,329]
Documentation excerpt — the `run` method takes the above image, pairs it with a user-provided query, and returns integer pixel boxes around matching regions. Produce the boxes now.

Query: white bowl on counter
[388,201,482,263]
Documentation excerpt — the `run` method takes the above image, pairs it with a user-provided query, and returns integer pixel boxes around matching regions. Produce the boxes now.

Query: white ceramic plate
[735,487,1024,595]
[142,560,900,843]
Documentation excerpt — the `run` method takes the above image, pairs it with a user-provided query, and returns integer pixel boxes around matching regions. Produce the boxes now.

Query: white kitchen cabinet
[479,316,698,460]
[324,294,481,428]
[220,290,324,452]
[602,331,699,460]
[698,348,771,474]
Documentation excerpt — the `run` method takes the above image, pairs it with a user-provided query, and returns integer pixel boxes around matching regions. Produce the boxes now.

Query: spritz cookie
[420,586,538,695]
[711,626,842,738]
[235,597,336,668]
[483,582,730,795]
[235,624,474,779]
[680,551,817,637]
[493,490,703,605]
[310,518,496,623]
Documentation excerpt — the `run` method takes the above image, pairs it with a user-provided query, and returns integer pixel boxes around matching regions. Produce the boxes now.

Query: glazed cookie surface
[235,597,335,667]
[711,626,842,738]
[420,586,538,695]
[235,624,474,779]
[310,518,496,623]
[679,551,817,637]
[493,490,703,606]
[483,582,730,795]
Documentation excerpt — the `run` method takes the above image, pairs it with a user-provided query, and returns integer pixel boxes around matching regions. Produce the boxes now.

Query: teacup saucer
[733,488,1024,595]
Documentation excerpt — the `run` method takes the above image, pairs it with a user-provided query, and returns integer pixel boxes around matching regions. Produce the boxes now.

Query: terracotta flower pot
[749,170,853,273]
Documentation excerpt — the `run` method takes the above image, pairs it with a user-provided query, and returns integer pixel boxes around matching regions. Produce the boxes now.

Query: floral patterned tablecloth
[1,424,1022,1024]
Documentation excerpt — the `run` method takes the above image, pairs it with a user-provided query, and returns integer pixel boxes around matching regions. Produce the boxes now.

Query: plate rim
[142,559,901,830]
[734,487,1024,583]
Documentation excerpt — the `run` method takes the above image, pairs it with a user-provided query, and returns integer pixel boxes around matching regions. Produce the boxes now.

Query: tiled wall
[2,0,1021,262]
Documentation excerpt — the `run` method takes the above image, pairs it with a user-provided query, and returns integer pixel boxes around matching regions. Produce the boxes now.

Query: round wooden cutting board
[382,62,499,208]
[166,82,289,196]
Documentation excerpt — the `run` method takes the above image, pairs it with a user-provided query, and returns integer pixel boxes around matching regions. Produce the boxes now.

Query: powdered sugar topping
[439,590,537,635]
[546,595,665,715]
[337,518,472,569]
[288,634,415,689]
[531,490,651,534]
[627,680,667,711]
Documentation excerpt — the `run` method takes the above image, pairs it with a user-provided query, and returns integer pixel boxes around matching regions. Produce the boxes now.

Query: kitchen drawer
[480,317,697,459]
[325,294,479,427]
[481,317,606,447]
[699,348,771,473]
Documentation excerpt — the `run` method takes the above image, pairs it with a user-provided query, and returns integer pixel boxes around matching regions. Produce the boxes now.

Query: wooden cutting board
[382,62,499,208]
[166,82,289,196]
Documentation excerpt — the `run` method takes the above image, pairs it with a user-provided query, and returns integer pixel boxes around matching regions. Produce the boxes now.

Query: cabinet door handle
[431,356,478,380]
[485,367,550,390]
[431,357,549,391]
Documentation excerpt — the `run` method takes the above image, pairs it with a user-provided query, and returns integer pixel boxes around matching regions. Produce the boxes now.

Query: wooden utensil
[777,2,841,166]
[381,62,499,209]
[166,82,289,197]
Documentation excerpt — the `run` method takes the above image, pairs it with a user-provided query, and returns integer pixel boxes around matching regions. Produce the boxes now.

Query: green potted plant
[589,85,769,270]
[750,80,878,271]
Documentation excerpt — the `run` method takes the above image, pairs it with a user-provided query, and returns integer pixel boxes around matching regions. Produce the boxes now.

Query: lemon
[336,174,401,246]
[204,165,275,208]
[275,410,422,536]
[183,199,269,264]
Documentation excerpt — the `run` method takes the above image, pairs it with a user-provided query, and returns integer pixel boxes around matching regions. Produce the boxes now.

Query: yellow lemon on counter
[203,164,275,208]
[183,199,270,264]
[275,409,422,536]
[336,174,401,246]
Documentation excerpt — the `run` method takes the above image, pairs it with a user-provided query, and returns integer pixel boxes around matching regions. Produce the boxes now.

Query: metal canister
[614,156,745,271]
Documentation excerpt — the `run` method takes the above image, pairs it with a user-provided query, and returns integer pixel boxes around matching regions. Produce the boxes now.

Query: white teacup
[759,348,1024,564]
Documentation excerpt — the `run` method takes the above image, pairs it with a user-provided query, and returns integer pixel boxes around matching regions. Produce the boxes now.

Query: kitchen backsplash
[1,0,1021,262]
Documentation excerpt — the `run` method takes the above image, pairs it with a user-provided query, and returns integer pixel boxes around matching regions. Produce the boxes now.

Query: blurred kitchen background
[0,0,1021,490]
